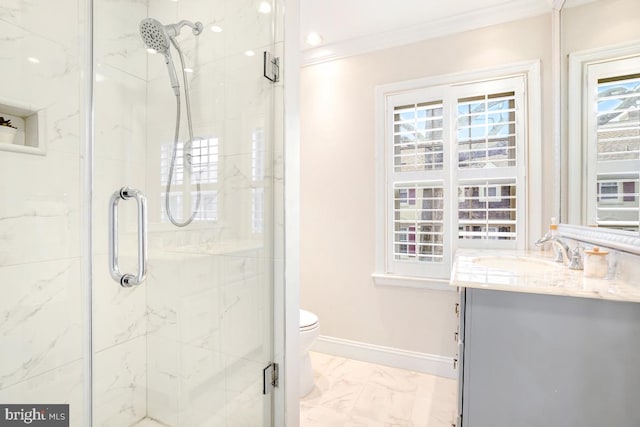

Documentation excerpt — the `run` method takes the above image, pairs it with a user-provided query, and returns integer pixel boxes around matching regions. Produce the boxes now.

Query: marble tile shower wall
[0,1,85,425]
[93,0,148,424]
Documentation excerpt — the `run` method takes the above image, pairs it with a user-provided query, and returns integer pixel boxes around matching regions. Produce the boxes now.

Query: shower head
[140,18,204,53]
[140,18,171,55]
[140,18,203,96]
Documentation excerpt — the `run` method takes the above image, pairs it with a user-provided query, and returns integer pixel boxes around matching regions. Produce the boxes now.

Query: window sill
[371,273,454,291]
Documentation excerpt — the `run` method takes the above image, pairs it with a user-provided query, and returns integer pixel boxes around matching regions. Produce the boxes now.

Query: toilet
[299,309,320,397]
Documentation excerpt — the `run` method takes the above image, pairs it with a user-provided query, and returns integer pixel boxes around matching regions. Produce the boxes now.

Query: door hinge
[262,362,279,395]
[263,51,280,83]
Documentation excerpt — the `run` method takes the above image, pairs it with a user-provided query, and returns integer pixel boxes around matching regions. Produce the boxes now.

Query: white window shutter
[384,76,527,278]
[586,60,640,232]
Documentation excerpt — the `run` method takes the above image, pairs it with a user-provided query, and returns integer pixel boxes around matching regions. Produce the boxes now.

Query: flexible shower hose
[164,36,201,227]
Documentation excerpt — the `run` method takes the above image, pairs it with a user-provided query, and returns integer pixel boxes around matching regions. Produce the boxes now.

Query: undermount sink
[472,256,562,273]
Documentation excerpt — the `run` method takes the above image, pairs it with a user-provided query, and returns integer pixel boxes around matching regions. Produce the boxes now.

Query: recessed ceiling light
[245,50,256,57]
[258,1,272,14]
[210,25,223,33]
[27,57,40,64]
[305,32,324,47]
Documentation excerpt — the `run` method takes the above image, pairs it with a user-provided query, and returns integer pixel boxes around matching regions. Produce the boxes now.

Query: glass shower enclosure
[0,0,282,425]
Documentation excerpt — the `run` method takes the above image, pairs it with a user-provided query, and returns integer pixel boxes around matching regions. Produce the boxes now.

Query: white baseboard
[311,335,457,379]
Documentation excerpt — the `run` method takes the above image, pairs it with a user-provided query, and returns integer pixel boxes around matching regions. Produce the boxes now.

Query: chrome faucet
[535,232,584,270]
[535,232,565,263]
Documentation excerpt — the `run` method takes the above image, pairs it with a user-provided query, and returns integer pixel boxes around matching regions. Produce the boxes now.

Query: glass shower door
[92,0,278,425]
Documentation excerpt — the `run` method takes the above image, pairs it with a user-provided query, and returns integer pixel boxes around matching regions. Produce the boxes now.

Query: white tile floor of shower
[300,351,457,427]
[131,419,168,426]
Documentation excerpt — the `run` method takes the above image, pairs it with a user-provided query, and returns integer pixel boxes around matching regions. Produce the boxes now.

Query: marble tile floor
[300,351,457,427]
[127,351,456,427]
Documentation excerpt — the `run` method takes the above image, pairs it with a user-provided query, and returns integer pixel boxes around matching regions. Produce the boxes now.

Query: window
[376,64,539,284]
[393,183,444,263]
[584,58,640,232]
[598,181,623,204]
[160,137,219,222]
[458,180,517,241]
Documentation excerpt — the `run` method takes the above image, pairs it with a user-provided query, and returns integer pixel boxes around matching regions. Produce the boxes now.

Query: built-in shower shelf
[0,97,46,155]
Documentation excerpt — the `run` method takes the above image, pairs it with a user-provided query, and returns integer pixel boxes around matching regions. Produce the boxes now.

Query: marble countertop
[450,249,640,303]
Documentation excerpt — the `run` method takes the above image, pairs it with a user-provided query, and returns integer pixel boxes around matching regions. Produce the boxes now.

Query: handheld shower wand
[140,17,204,227]
[140,18,203,96]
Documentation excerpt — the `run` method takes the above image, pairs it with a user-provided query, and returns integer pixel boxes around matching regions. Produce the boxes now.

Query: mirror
[562,0,640,235]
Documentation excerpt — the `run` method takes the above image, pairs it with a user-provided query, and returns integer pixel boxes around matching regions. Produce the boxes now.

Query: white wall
[563,0,640,53]
[300,14,553,358]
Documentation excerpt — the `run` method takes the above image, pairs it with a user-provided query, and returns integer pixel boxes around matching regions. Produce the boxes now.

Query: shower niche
[0,98,45,155]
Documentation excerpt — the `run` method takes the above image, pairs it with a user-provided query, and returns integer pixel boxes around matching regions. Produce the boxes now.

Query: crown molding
[301,0,552,67]
[551,0,566,10]
[563,0,600,8]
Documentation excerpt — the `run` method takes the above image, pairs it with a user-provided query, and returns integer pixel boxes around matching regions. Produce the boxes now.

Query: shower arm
[167,20,203,37]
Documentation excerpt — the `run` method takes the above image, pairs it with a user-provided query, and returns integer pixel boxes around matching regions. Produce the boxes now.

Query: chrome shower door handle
[109,187,148,287]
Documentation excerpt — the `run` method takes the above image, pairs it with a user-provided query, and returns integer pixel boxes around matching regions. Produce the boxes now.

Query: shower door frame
[80,0,94,425]
[279,0,302,426]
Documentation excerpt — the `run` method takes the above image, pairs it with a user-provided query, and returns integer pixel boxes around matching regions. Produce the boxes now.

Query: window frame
[373,61,542,289]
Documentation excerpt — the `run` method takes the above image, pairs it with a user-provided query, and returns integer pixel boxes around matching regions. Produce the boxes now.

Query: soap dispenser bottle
[549,217,558,236]
[584,246,609,278]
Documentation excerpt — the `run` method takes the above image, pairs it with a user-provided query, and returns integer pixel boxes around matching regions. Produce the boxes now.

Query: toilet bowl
[299,309,320,397]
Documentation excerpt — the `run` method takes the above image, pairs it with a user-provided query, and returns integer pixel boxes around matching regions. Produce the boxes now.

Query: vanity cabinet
[457,287,640,427]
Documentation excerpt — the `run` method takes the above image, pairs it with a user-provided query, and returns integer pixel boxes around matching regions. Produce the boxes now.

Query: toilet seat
[300,309,319,331]
[300,323,319,332]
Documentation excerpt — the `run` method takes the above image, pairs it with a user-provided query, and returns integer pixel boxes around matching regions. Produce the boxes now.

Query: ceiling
[299,0,596,64]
